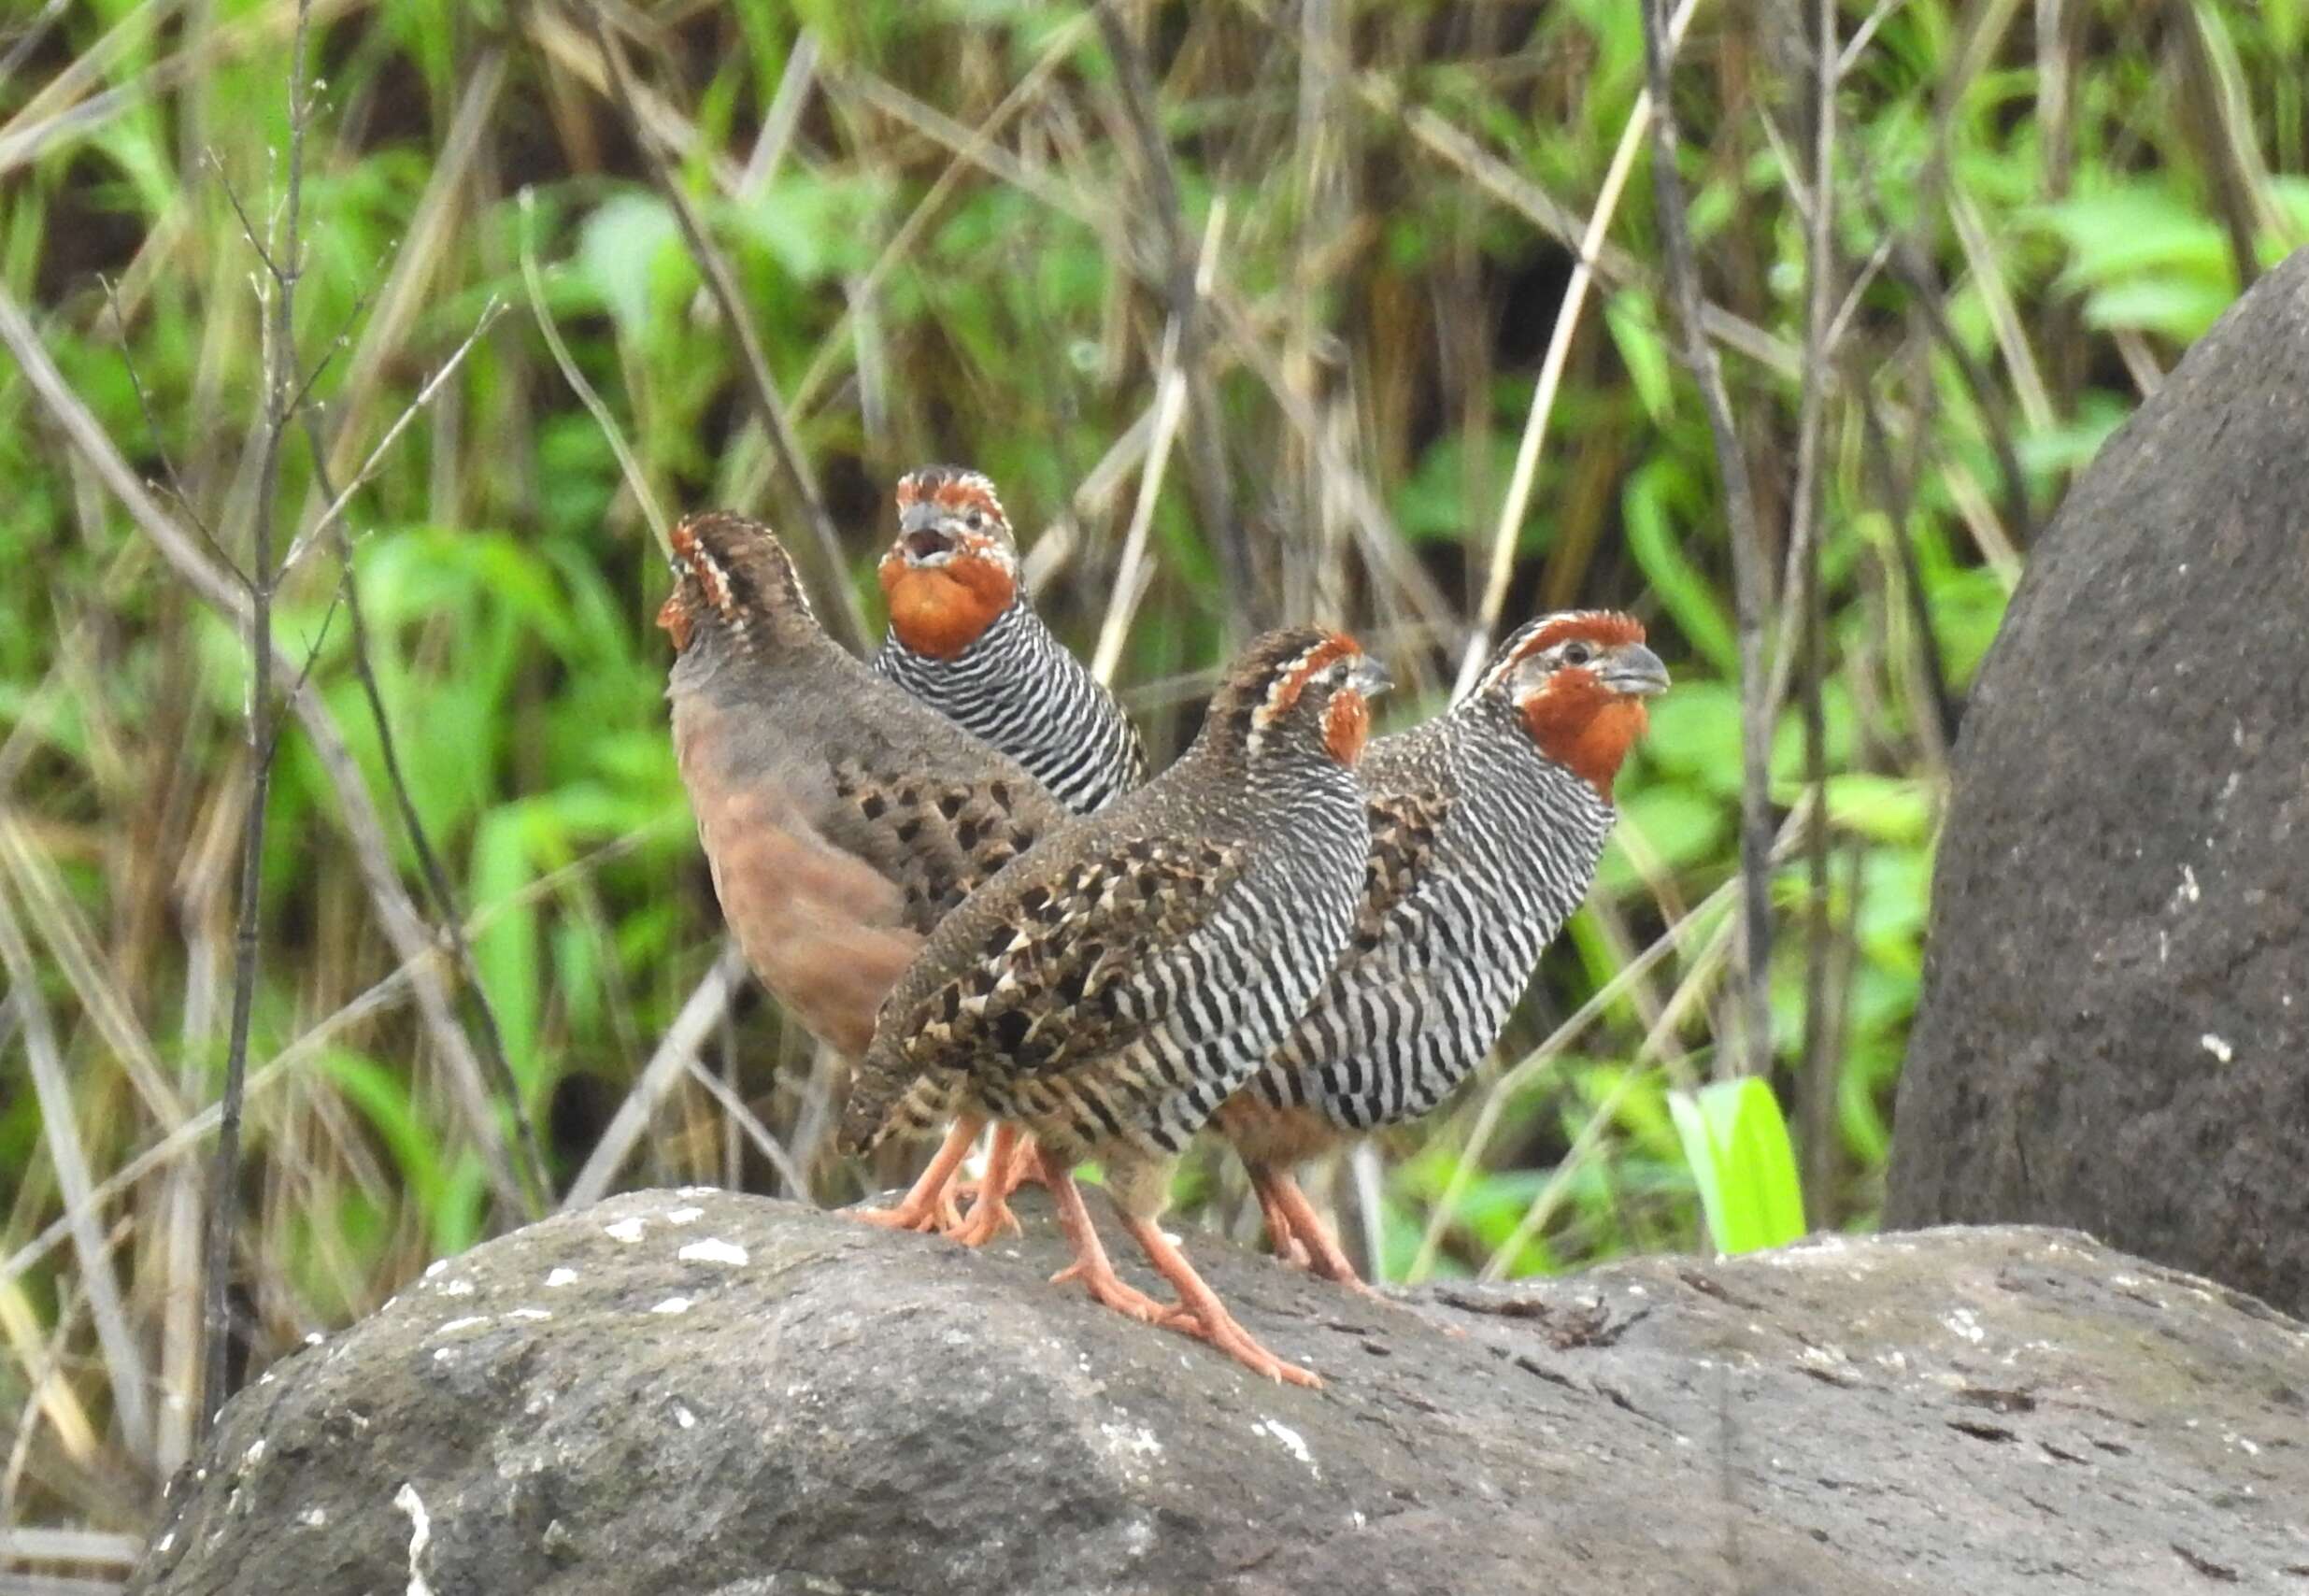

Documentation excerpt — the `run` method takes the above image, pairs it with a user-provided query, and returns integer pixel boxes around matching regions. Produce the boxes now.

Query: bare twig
[588,8,869,653]
[200,0,314,1439]
[0,288,537,1235]
[278,300,506,577]
[1638,0,1775,1082]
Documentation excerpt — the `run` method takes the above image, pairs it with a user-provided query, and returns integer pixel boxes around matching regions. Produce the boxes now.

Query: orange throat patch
[878,555,1016,660]
[1323,691,1371,765]
[1521,679,1648,797]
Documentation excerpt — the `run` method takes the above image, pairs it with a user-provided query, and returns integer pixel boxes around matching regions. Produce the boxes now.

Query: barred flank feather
[1244,687,1617,1130]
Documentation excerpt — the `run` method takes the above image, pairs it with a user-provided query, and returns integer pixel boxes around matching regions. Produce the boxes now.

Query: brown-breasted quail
[658,511,1072,1225]
[876,464,1147,816]
[1217,611,1667,1286]
[841,628,1389,1386]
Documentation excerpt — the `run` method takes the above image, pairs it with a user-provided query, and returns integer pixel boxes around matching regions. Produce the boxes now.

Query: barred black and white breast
[1244,612,1667,1131]
[875,464,1147,815]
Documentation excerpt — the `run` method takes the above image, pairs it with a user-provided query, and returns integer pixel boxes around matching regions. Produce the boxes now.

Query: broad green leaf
[1668,1078,1805,1254]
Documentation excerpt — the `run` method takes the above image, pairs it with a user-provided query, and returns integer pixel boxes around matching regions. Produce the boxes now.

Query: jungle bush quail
[1218,612,1667,1285]
[873,464,1150,1210]
[659,512,1073,1225]
[841,628,1389,1385]
[875,465,1147,817]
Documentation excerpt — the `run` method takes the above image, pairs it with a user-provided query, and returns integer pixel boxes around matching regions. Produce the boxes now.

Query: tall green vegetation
[2,0,2302,1547]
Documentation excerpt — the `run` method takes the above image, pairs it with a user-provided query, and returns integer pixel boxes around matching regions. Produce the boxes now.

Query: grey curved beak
[1349,656,1394,699]
[1603,643,1670,697]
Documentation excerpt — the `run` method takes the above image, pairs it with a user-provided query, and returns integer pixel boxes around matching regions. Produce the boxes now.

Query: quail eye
[965,511,986,532]
[1561,642,1594,666]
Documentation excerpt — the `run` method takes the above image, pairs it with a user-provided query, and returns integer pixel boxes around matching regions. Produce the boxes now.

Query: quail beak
[1602,642,1671,698]
[1347,656,1394,700]
[897,504,957,563]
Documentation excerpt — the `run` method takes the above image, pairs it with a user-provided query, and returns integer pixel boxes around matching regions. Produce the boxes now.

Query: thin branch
[588,7,870,653]
[0,286,539,1233]
[201,0,313,1440]
[101,275,244,591]
[278,298,506,577]
[1639,0,1775,1082]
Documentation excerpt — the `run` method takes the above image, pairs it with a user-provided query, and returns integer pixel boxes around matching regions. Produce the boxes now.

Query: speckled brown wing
[911,841,1242,1069]
[844,836,1245,1149]
[1350,789,1452,956]
[821,763,1047,931]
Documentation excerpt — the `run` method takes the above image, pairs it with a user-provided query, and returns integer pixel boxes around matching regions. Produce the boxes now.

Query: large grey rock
[1887,248,2309,1313]
[132,1191,2307,1594]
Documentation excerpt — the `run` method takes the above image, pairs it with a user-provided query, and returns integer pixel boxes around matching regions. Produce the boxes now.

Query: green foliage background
[3,0,2302,1540]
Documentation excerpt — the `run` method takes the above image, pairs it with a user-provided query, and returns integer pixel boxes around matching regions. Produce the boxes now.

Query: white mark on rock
[2178,865,2201,905]
[242,1438,267,1468]
[433,1348,455,1363]
[300,1507,327,1528]
[1350,1509,1367,1530]
[304,1332,324,1347]
[1943,1308,1986,1346]
[1257,1418,1318,1478]
[435,1316,490,1335]
[422,1260,448,1280]
[677,1185,716,1198]
[650,1296,693,1316]
[1102,1422,1163,1461]
[545,1267,579,1289]
[440,1279,474,1298]
[2201,1033,2234,1063]
[664,1205,705,1226]
[506,1307,553,1322]
[677,1238,749,1266]
[156,1533,175,1554]
[675,1404,697,1430]
[392,1482,435,1596]
[1120,1517,1155,1558]
[604,1217,647,1244]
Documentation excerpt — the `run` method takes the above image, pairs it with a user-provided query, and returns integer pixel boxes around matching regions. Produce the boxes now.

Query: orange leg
[953,1124,1044,1207]
[1253,1167,1379,1296]
[1252,1176,1314,1271]
[1040,1151,1177,1325]
[948,1125,1028,1247]
[1117,1211,1321,1388]
[852,1115,981,1233]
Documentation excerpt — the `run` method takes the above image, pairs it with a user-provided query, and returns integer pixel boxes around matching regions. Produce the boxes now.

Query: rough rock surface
[1886,247,2309,1314]
[133,1191,2307,1595]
